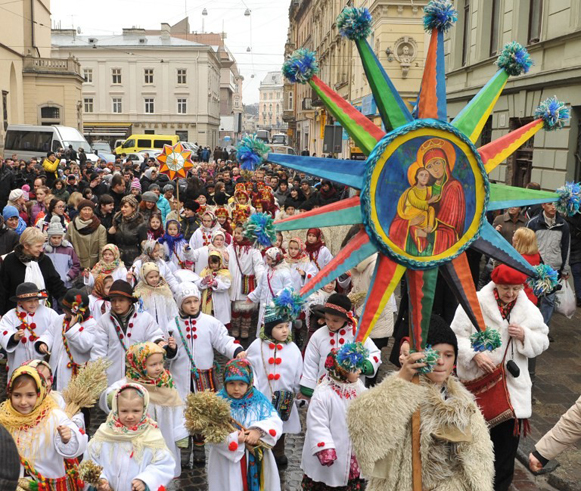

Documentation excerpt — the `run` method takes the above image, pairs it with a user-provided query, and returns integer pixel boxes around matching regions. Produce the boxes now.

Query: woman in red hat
[451,264,550,491]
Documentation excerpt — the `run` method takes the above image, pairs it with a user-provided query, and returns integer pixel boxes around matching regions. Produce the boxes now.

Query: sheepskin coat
[347,373,494,491]
[450,281,549,419]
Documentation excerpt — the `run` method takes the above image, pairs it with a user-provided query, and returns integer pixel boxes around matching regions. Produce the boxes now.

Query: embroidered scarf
[493,288,516,320]
[285,237,308,264]
[91,244,123,276]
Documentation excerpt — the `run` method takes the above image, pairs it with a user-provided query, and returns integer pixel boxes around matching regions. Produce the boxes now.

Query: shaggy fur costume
[347,373,494,491]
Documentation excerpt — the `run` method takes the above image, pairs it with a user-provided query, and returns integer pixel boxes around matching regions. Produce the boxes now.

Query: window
[144,98,155,114]
[144,68,154,84]
[490,0,500,56]
[177,98,187,114]
[112,97,122,113]
[528,0,542,44]
[138,138,152,147]
[112,68,122,84]
[84,98,94,113]
[289,92,294,111]
[177,69,187,84]
[41,107,60,119]
[462,0,470,66]
[83,68,93,83]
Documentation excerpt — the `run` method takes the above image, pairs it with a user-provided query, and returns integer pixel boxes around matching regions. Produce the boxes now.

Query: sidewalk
[513,306,581,491]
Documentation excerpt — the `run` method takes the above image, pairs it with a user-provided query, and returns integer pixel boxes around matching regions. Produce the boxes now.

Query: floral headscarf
[264,247,285,267]
[90,383,168,463]
[92,244,123,276]
[285,237,308,263]
[0,365,58,464]
[92,274,113,300]
[125,342,174,388]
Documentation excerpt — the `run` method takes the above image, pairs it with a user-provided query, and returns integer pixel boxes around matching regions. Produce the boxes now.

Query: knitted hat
[426,315,458,360]
[163,184,174,193]
[0,423,20,490]
[47,215,65,237]
[141,191,158,204]
[2,206,19,221]
[263,302,288,336]
[149,183,160,192]
[322,293,352,320]
[175,282,200,310]
[131,178,142,191]
[491,264,527,286]
[89,172,100,182]
[107,279,137,302]
[77,199,95,212]
[61,289,90,314]
[9,282,47,302]
[9,189,25,202]
[120,195,138,209]
[141,261,160,280]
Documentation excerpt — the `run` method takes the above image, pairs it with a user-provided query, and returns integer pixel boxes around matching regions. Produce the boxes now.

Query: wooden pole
[411,374,422,491]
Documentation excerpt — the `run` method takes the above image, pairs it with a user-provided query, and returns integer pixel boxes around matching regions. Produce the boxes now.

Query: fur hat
[77,199,95,212]
[9,282,47,302]
[46,215,65,237]
[183,200,200,212]
[491,264,527,286]
[107,280,137,302]
[322,293,352,320]
[175,282,200,310]
[426,315,458,360]
[120,195,139,209]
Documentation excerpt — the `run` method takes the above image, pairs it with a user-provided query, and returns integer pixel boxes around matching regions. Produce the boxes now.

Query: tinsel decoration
[243,212,276,247]
[527,264,559,297]
[236,135,270,171]
[534,96,570,131]
[337,7,373,40]
[423,0,458,33]
[78,460,103,487]
[336,341,370,372]
[556,182,581,216]
[282,48,319,84]
[411,345,440,374]
[273,288,305,320]
[62,357,111,418]
[470,328,502,352]
[496,41,533,76]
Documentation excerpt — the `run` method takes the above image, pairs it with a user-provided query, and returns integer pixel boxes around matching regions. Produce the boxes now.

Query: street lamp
[202,8,208,33]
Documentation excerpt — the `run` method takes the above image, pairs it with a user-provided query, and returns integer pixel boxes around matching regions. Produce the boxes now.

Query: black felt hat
[426,315,458,360]
[9,282,47,303]
[106,280,137,302]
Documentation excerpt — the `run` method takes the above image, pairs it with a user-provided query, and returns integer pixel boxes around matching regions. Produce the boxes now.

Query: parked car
[114,134,178,154]
[92,141,113,154]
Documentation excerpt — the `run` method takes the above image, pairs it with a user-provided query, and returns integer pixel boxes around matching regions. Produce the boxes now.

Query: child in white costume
[90,279,165,385]
[0,365,87,488]
[87,383,175,491]
[0,282,59,378]
[191,229,230,275]
[88,274,113,321]
[247,247,293,330]
[305,228,333,273]
[158,219,194,273]
[300,293,381,398]
[227,224,265,338]
[246,302,303,467]
[301,343,368,489]
[134,262,179,338]
[189,210,221,250]
[100,342,188,478]
[35,289,96,391]
[197,250,232,326]
[285,236,318,291]
[208,358,283,491]
[130,240,180,294]
[83,243,128,287]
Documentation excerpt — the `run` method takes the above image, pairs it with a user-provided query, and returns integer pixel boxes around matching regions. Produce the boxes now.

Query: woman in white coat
[451,264,549,491]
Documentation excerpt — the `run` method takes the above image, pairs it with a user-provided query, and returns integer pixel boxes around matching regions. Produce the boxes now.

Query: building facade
[258,72,286,131]
[0,0,84,152]
[284,0,428,157]
[51,25,222,148]
[446,0,581,190]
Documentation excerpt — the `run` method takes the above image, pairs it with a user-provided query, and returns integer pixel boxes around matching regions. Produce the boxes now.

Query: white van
[3,125,98,162]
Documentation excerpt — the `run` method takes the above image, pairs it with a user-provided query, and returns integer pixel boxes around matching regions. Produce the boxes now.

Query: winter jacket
[65,217,107,269]
[492,211,527,244]
[566,213,581,265]
[527,212,570,275]
[0,220,19,256]
[348,373,494,491]
[112,212,148,265]
[273,188,290,206]
[42,157,60,187]
[534,395,581,464]
[44,240,81,288]
[0,165,15,211]
[0,244,67,314]
[156,195,171,224]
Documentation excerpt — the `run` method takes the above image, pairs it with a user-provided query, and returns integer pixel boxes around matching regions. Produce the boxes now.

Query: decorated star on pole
[157,143,194,180]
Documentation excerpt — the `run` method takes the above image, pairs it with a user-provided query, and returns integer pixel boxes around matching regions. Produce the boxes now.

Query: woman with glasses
[37,198,70,234]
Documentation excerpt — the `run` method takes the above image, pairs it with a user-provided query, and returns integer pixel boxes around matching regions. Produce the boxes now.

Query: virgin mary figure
[389,138,466,257]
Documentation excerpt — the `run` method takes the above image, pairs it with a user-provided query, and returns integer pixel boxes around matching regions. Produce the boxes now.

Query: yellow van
[114,134,179,154]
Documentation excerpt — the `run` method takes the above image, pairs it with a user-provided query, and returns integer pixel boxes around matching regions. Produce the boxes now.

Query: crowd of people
[0,147,578,491]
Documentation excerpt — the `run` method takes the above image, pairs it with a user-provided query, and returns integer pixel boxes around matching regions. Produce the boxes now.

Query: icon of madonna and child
[384,137,477,258]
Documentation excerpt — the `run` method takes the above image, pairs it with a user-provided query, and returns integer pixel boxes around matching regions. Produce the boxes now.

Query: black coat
[0,224,19,256]
[0,244,67,315]
[0,165,16,210]
[112,212,148,265]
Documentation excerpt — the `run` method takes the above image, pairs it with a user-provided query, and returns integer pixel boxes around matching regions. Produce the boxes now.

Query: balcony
[282,109,295,123]
[22,55,82,78]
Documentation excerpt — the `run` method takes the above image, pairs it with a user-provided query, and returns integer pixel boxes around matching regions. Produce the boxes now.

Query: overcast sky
[51,0,290,104]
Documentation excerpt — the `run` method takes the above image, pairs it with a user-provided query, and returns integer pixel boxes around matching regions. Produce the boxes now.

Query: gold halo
[406,138,457,185]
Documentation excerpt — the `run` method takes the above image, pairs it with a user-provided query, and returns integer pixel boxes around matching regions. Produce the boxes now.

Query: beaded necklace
[16,309,39,344]
[110,309,138,351]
